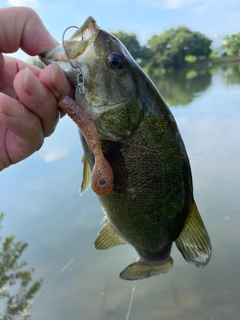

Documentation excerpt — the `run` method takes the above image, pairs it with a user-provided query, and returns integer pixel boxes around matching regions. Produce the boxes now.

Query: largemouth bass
[40,17,212,280]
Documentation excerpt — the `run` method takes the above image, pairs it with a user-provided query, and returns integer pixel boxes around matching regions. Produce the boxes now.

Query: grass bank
[184,55,240,70]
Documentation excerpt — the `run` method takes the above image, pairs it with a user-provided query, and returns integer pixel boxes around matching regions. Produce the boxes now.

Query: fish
[39,17,212,281]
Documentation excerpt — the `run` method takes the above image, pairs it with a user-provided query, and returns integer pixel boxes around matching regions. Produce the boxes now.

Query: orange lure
[58,96,114,196]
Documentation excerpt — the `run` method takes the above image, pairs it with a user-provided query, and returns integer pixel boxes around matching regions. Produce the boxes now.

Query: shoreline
[183,56,240,70]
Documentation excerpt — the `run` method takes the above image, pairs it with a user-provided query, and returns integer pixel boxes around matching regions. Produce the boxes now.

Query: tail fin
[175,201,212,267]
[120,258,173,281]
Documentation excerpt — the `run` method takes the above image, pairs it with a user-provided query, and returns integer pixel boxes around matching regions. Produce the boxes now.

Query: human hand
[0,7,74,171]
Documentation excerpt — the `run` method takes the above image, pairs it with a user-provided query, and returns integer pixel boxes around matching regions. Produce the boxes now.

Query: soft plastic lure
[58,96,114,196]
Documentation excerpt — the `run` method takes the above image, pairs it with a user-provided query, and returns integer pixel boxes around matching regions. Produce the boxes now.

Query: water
[0,63,240,319]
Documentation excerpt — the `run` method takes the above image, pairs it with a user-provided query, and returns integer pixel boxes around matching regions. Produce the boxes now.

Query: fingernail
[0,94,25,118]
[23,67,46,98]
[50,63,62,98]
[51,62,72,97]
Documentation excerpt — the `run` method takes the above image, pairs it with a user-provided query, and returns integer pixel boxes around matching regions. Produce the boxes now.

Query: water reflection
[0,213,42,319]
[150,62,240,108]
[150,69,212,107]
[220,63,240,85]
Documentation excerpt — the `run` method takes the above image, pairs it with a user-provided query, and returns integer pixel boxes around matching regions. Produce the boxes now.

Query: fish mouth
[68,16,99,43]
[39,16,99,65]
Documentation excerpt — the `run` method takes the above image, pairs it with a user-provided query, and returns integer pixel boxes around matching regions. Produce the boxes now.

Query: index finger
[0,7,58,55]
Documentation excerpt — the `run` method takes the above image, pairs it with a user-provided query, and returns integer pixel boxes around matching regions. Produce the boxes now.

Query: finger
[0,7,58,55]
[38,63,75,118]
[0,93,44,165]
[13,67,59,137]
[38,63,74,100]
[0,56,42,96]
[14,64,74,136]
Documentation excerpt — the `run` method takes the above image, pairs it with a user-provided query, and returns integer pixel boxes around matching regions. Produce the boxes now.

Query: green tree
[110,31,151,66]
[223,33,240,56]
[146,26,212,73]
[0,212,43,319]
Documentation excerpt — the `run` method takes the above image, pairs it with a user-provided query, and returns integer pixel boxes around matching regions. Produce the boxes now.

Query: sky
[2,0,240,61]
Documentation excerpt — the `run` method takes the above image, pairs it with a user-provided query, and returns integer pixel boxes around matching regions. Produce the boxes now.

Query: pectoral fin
[120,257,173,281]
[175,201,212,267]
[94,222,126,250]
[80,154,91,195]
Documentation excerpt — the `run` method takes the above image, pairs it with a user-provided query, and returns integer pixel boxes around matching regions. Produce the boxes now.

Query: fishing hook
[62,26,85,94]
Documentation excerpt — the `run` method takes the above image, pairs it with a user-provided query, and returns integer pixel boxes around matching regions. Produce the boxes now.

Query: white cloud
[43,148,69,163]
[7,0,40,7]
[163,0,197,8]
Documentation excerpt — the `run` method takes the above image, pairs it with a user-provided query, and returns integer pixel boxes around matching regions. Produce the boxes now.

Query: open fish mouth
[39,16,99,64]
[68,16,98,42]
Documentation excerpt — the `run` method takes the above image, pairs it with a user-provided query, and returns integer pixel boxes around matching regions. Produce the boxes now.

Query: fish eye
[107,52,125,70]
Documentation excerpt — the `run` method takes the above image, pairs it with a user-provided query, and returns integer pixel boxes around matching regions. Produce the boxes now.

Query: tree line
[111,27,240,75]
[112,27,211,74]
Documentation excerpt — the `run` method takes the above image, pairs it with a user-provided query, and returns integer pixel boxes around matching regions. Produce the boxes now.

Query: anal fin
[120,257,173,281]
[175,201,212,267]
[94,222,126,250]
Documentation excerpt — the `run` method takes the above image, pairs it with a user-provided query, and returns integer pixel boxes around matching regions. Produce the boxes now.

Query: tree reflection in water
[221,63,240,85]
[0,213,43,319]
[149,69,212,107]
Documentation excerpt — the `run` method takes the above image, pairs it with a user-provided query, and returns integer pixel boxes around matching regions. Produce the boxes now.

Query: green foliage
[110,28,240,74]
[185,70,198,79]
[0,212,43,319]
[223,33,240,56]
[146,26,212,74]
[185,55,197,63]
[209,50,221,59]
